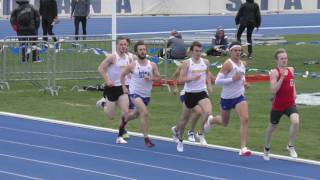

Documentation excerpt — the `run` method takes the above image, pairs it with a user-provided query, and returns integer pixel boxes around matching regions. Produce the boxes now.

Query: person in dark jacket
[235,0,261,59]
[71,0,90,40]
[39,0,58,42]
[206,26,229,56]
[10,0,41,62]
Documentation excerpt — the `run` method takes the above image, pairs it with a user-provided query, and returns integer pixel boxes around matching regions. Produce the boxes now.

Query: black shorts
[270,106,299,124]
[184,91,208,109]
[103,85,127,102]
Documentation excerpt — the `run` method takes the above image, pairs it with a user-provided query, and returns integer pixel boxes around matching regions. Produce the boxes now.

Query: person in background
[235,0,261,59]
[166,30,187,59]
[206,26,229,57]
[71,0,90,40]
[39,0,58,44]
[10,0,41,62]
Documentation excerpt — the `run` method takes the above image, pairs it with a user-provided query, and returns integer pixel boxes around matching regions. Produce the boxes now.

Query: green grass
[1,34,320,161]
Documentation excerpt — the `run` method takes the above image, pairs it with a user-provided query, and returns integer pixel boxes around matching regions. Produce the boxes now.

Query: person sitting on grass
[206,27,229,57]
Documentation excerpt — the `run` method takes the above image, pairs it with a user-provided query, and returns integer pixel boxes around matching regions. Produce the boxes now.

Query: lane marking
[0,129,316,180]
[0,170,43,180]
[0,139,226,180]
[0,153,137,180]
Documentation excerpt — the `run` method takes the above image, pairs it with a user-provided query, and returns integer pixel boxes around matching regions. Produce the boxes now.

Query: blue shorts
[129,94,150,109]
[220,95,246,111]
[180,94,185,103]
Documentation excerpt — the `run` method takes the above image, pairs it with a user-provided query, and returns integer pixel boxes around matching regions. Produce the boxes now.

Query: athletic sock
[118,117,127,137]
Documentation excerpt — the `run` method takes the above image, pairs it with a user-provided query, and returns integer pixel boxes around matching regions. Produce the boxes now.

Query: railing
[0,35,168,95]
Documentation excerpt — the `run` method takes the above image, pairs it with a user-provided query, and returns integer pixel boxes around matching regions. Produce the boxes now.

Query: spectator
[235,0,261,59]
[39,0,58,43]
[206,27,229,56]
[71,0,90,40]
[10,0,41,62]
[166,30,187,59]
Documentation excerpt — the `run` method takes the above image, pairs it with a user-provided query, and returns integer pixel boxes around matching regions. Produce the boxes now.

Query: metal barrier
[0,35,168,95]
[0,40,8,90]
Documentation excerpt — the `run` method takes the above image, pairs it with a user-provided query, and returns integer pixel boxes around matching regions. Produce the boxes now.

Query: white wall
[1,0,320,17]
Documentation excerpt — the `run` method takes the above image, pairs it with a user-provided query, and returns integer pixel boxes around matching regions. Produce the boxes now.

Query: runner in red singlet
[263,48,300,160]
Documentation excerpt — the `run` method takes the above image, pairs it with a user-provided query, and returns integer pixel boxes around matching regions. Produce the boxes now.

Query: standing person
[172,41,220,152]
[97,36,133,141]
[71,0,90,40]
[10,0,40,62]
[205,41,251,156]
[118,41,161,148]
[263,48,300,160]
[235,0,261,59]
[39,0,58,43]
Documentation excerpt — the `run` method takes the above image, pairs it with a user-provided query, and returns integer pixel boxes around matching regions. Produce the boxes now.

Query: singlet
[129,60,153,97]
[221,59,246,99]
[272,67,295,111]
[184,58,207,93]
[107,52,130,86]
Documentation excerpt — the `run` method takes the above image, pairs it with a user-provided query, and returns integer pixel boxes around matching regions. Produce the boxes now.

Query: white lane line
[1,111,319,167]
[0,126,317,180]
[0,139,226,180]
[0,153,136,180]
[0,170,43,180]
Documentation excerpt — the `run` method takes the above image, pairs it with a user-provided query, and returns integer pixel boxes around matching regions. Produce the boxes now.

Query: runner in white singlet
[118,41,161,148]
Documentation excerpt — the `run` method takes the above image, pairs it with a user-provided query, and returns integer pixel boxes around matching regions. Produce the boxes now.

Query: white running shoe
[96,97,106,109]
[187,131,196,142]
[239,147,252,156]
[287,145,298,158]
[196,133,207,145]
[263,147,270,161]
[204,115,213,133]
[177,140,184,152]
[116,137,127,144]
[171,126,179,142]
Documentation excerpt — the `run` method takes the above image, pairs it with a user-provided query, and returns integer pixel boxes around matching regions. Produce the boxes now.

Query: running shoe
[122,129,130,139]
[287,145,298,158]
[196,133,207,145]
[239,147,252,156]
[171,126,179,142]
[177,140,184,152]
[116,137,127,144]
[263,147,270,160]
[144,137,155,148]
[187,131,196,142]
[96,97,106,109]
[204,115,213,132]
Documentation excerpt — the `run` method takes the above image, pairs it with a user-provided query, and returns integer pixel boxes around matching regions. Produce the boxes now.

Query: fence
[0,35,168,96]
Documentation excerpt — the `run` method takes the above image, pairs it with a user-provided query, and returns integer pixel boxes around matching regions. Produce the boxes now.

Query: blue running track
[0,113,319,180]
[1,13,320,38]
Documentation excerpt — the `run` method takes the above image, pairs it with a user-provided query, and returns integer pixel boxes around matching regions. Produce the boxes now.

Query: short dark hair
[116,36,130,44]
[134,41,146,52]
[274,48,287,59]
[190,41,202,51]
[229,41,241,49]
